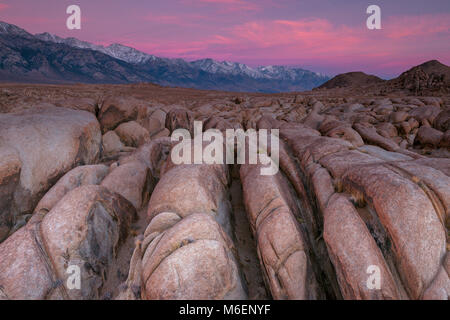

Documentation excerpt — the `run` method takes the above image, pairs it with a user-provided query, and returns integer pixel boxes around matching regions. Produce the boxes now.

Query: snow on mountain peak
[34,33,154,64]
[6,24,329,84]
[105,43,155,64]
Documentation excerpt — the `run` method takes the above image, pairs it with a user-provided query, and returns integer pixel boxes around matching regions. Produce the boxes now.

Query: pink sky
[1,0,449,78]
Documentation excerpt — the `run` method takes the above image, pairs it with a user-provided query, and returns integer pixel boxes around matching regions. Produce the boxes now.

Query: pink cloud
[385,14,450,39]
[0,3,9,11]
[222,18,364,54]
[143,12,216,26]
[144,13,182,24]
[211,15,448,61]
[132,13,448,76]
[181,0,260,12]
[90,10,447,77]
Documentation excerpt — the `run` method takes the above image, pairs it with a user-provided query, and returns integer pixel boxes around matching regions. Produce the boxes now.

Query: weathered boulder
[0,106,101,225]
[141,213,246,300]
[409,106,441,125]
[422,265,450,300]
[390,161,450,225]
[420,97,442,107]
[98,97,147,133]
[165,108,195,134]
[412,158,450,176]
[328,126,364,147]
[150,128,170,139]
[101,160,153,210]
[281,124,449,300]
[56,97,98,115]
[34,165,109,214]
[373,104,393,115]
[302,102,325,130]
[439,130,450,148]
[148,164,231,235]
[102,131,126,155]
[118,158,245,300]
[415,126,444,148]
[204,116,240,132]
[404,98,424,107]
[0,185,135,300]
[398,122,412,135]
[376,122,398,138]
[240,164,321,300]
[140,109,166,135]
[318,119,345,134]
[354,122,399,151]
[390,111,409,123]
[317,119,363,147]
[434,110,450,132]
[324,194,401,299]
[0,147,21,242]
[119,137,171,179]
[342,164,446,299]
[115,121,151,148]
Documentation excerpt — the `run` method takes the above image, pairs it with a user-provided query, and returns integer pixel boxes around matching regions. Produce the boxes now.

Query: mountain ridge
[3,21,447,94]
[0,20,327,92]
[35,31,328,81]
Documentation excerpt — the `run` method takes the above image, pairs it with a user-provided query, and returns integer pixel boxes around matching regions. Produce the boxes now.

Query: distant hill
[0,21,330,93]
[315,60,450,95]
[317,72,385,89]
[413,59,450,80]
[384,60,450,94]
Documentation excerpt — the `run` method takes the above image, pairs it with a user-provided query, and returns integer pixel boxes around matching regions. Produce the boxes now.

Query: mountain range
[0,21,330,93]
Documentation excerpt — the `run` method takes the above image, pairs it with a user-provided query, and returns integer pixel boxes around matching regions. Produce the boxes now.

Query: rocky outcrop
[102,131,127,155]
[165,108,195,134]
[114,121,151,148]
[415,126,444,148]
[140,213,246,300]
[240,164,322,299]
[117,142,246,299]
[0,106,102,238]
[34,165,109,214]
[280,125,448,300]
[0,147,21,242]
[0,185,135,300]
[98,97,148,133]
[101,160,153,210]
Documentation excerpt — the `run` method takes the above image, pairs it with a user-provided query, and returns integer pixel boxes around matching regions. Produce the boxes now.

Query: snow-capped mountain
[35,32,157,64]
[1,21,330,92]
[191,59,265,78]
[258,65,325,80]
[191,59,327,81]
[36,31,329,83]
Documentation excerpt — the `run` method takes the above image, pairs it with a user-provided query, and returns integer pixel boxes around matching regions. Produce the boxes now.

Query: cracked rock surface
[0,83,448,300]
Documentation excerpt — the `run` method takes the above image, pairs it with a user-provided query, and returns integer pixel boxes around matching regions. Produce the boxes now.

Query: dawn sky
[1,0,449,78]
